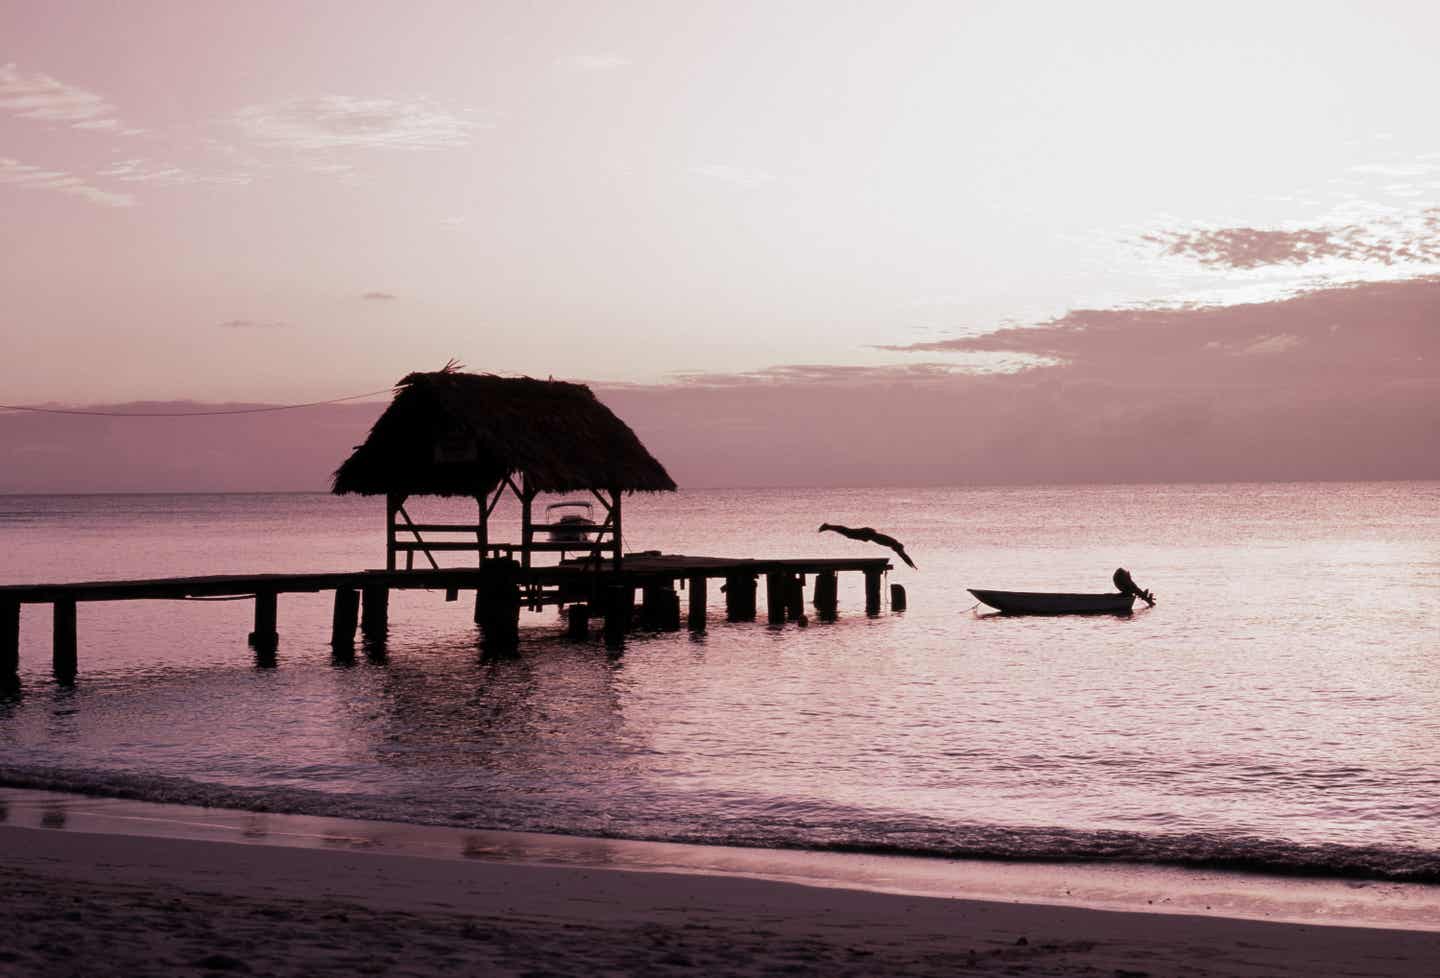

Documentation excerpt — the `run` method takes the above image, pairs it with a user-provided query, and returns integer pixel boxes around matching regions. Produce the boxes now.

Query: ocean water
[1,484,1438,882]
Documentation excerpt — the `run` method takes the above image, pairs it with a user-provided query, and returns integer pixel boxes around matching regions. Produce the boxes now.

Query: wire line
[0,389,393,418]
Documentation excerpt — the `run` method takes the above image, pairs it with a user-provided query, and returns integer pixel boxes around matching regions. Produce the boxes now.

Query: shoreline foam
[6,797,1440,977]
[3,787,1438,934]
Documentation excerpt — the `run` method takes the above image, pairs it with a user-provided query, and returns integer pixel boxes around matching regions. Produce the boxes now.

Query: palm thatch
[332,370,676,497]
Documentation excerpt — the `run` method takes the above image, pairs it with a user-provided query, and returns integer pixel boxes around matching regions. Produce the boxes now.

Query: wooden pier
[2,370,908,680]
[0,554,893,678]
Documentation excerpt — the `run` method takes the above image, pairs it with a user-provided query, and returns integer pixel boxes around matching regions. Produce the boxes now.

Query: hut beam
[395,506,440,570]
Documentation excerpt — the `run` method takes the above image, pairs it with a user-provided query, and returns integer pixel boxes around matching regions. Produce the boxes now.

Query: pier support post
[1,599,18,675]
[361,584,389,638]
[813,571,838,621]
[658,586,681,631]
[687,574,707,632]
[890,583,907,612]
[331,588,360,652]
[864,570,883,616]
[765,572,786,625]
[724,573,756,622]
[52,598,77,678]
[478,561,521,653]
[567,603,590,641]
[785,574,805,622]
[249,590,278,653]
[603,585,629,648]
[642,584,680,631]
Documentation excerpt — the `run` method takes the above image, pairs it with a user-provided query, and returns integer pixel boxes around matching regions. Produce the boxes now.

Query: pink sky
[2,1,1437,487]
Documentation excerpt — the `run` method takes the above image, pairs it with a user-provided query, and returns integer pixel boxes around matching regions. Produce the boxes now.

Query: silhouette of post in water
[53,597,77,679]
[817,523,917,570]
[1,599,18,676]
[1113,567,1155,607]
[812,571,838,620]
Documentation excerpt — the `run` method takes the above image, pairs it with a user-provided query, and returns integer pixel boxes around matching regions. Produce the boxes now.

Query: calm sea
[2,484,1438,882]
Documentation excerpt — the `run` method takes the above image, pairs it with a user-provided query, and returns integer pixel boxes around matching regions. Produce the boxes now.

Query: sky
[1,0,1437,487]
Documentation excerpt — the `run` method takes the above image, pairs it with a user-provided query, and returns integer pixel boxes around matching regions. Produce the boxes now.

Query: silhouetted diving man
[818,523,917,569]
[1113,567,1155,607]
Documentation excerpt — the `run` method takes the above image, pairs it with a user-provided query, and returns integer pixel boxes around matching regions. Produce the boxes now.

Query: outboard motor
[1113,567,1155,607]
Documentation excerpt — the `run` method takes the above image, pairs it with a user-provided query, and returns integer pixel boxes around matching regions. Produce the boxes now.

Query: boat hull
[968,589,1136,615]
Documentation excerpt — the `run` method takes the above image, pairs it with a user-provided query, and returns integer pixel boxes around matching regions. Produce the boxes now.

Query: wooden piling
[864,569,883,615]
[331,588,360,649]
[478,562,521,652]
[603,585,628,647]
[890,583,907,611]
[567,603,590,641]
[813,571,838,620]
[52,597,77,677]
[765,572,786,625]
[361,584,389,636]
[785,574,805,621]
[725,572,757,622]
[687,574,707,632]
[249,590,278,652]
[656,586,681,631]
[1,599,18,675]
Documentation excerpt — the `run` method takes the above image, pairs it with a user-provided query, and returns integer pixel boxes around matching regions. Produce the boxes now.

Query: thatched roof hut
[333,370,676,498]
[333,369,674,571]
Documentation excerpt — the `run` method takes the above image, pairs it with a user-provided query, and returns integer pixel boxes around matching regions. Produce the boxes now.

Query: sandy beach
[3,816,1438,978]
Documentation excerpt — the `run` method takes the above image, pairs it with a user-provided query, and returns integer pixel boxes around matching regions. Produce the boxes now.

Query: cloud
[1238,333,1303,356]
[235,95,479,151]
[98,158,251,187]
[555,54,631,71]
[0,63,139,133]
[691,164,778,189]
[362,291,397,301]
[599,277,1440,486]
[884,277,1438,382]
[1143,211,1440,270]
[0,156,134,208]
[216,319,293,329]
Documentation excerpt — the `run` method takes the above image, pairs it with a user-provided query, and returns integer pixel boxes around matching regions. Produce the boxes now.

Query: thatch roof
[332,370,677,497]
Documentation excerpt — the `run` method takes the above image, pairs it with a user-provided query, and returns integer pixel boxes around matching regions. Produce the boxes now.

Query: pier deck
[0,554,896,677]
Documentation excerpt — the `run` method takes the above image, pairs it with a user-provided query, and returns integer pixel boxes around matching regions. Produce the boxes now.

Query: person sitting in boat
[1113,567,1155,607]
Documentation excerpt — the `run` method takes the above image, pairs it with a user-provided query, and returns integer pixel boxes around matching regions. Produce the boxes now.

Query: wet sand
[3,794,1440,976]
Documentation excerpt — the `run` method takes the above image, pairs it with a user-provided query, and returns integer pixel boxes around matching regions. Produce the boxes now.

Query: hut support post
[519,476,535,571]
[385,494,405,571]
[611,489,623,573]
[687,574,707,631]
[1,599,18,675]
[813,571,838,621]
[331,588,359,650]
[249,590,278,652]
[475,495,488,566]
[52,598,77,677]
[864,569,883,615]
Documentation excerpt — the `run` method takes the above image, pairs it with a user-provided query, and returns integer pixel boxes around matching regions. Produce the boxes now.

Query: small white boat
[545,501,597,542]
[968,589,1136,615]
